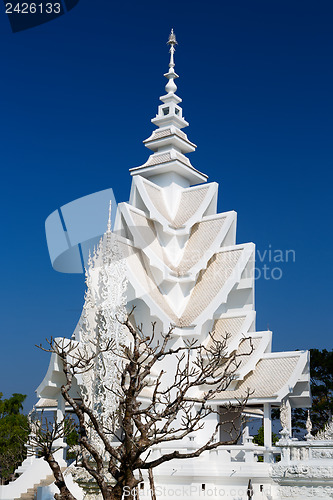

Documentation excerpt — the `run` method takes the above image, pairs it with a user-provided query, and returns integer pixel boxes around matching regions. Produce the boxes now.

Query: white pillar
[56,393,66,424]
[263,403,272,463]
[197,409,219,445]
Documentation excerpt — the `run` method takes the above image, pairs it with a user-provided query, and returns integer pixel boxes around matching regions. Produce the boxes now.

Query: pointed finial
[305,410,313,440]
[167,29,177,68]
[107,200,112,233]
[167,29,177,49]
[165,29,178,95]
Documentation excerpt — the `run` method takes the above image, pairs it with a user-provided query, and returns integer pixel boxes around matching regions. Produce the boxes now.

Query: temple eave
[143,135,196,153]
[129,161,208,185]
[151,114,189,129]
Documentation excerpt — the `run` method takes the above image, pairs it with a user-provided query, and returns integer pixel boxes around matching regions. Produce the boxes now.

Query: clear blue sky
[0,0,332,411]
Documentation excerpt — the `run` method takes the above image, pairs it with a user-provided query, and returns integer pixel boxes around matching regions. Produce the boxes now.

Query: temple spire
[129,30,208,187]
[165,29,178,95]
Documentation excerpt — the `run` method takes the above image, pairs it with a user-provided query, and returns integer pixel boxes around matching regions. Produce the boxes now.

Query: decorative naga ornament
[78,201,128,448]
[314,417,333,441]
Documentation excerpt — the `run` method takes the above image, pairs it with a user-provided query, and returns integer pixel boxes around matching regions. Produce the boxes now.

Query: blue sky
[0,0,332,410]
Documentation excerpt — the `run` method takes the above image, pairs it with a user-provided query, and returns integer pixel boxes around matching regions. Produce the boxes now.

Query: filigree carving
[271,464,333,481]
[315,418,333,441]
[278,485,333,498]
[77,229,128,454]
[311,449,333,459]
[271,464,309,479]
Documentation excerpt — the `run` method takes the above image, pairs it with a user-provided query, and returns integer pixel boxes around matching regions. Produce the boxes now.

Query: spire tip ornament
[167,28,177,49]
[165,29,178,94]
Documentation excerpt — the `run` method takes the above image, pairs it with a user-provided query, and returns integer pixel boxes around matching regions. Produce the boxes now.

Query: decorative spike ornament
[107,200,112,233]
[165,29,178,95]
[78,222,128,447]
[305,410,313,440]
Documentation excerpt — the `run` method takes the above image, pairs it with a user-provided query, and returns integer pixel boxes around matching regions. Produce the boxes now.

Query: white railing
[277,438,333,464]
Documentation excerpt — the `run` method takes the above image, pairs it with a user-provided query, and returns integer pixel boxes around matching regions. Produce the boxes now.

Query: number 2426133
[6,3,61,14]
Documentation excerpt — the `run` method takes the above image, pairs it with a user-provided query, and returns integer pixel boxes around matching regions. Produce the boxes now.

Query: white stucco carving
[78,216,127,450]
[315,418,333,441]
[280,401,290,432]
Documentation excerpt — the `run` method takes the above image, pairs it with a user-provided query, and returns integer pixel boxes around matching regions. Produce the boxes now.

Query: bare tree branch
[36,311,253,500]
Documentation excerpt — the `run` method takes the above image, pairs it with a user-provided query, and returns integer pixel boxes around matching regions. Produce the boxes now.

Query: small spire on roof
[165,29,178,95]
[107,200,112,233]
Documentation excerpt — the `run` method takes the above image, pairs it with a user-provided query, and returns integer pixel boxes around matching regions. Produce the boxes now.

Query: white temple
[3,30,333,500]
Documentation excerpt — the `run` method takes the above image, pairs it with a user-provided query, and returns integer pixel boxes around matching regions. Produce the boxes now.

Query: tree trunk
[44,452,76,500]
[148,469,156,500]
[111,470,140,500]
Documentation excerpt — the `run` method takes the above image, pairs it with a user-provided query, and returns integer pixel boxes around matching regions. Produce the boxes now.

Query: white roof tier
[121,239,254,330]
[129,177,218,232]
[130,158,207,186]
[211,351,311,406]
[120,204,236,279]
[143,126,197,154]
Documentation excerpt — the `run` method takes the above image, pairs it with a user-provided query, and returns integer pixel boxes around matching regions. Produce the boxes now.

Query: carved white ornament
[315,418,333,441]
[280,401,290,432]
[271,464,333,480]
[305,410,313,439]
[311,449,333,459]
[78,229,128,453]
[278,485,333,498]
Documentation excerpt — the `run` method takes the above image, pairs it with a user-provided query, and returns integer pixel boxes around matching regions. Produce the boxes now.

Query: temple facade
[2,31,333,500]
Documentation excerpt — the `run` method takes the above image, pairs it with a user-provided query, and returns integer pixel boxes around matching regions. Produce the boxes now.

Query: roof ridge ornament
[165,29,178,95]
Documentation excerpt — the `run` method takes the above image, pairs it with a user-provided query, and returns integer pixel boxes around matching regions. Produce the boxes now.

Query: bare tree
[37,312,252,500]
[28,412,77,500]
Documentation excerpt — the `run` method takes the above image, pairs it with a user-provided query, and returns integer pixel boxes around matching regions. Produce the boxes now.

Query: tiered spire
[129,30,207,187]
[151,29,188,130]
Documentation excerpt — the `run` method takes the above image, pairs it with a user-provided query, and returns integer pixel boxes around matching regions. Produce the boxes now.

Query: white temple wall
[222,217,237,247]
[202,189,218,218]
[147,172,191,189]
[223,288,254,311]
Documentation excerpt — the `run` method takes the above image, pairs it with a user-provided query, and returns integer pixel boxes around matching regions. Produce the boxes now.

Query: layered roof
[38,30,310,412]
